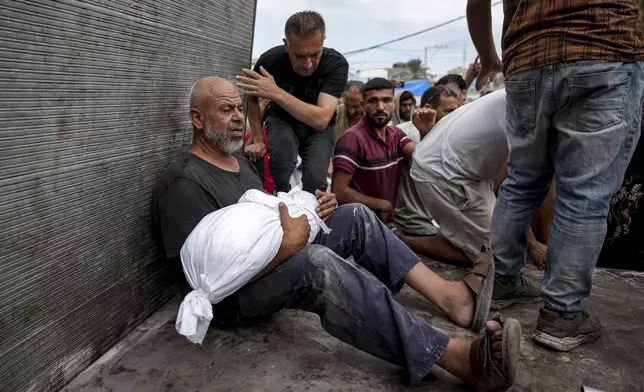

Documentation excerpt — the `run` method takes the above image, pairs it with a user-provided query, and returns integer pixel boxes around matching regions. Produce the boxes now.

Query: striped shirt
[333,117,412,207]
[502,0,644,77]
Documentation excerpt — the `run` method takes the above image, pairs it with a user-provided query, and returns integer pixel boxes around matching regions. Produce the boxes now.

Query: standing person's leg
[489,68,555,308]
[531,61,644,351]
[524,182,556,271]
[297,124,335,193]
[213,244,521,390]
[315,203,494,331]
[531,182,556,245]
[265,115,299,193]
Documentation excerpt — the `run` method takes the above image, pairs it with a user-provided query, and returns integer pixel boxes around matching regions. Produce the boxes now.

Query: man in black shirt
[152,76,521,391]
[237,11,348,194]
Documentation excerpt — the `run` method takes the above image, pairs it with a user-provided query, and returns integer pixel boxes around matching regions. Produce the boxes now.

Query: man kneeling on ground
[152,76,521,391]
[394,86,460,237]
[409,87,552,272]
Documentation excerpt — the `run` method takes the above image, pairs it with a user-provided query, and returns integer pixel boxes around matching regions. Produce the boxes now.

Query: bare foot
[484,319,505,370]
[528,240,547,270]
[438,320,507,391]
[441,280,477,328]
[465,320,506,392]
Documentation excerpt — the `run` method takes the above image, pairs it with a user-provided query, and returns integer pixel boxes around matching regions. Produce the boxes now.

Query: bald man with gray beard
[152,76,522,392]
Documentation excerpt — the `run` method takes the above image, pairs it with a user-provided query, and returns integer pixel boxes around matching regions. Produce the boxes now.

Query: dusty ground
[65,260,644,392]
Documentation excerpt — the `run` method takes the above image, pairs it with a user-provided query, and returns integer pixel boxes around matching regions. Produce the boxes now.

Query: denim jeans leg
[296,123,335,193]
[491,68,556,280]
[314,203,421,292]
[265,115,299,193]
[212,244,449,381]
[542,61,644,313]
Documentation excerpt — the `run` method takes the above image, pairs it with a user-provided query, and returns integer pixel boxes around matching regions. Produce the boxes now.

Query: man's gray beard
[204,121,244,154]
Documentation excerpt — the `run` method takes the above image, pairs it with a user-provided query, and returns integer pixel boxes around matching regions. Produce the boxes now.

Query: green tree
[406,58,425,79]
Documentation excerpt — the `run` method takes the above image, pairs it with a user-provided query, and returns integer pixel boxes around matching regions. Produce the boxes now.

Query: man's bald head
[190,76,237,111]
[344,80,364,97]
[189,77,245,154]
[343,81,365,126]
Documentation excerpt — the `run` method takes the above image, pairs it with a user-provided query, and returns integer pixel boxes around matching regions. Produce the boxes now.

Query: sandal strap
[463,249,492,296]
[469,314,509,390]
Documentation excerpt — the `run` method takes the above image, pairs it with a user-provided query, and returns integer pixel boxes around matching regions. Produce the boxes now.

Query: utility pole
[424,46,429,75]
[424,44,448,78]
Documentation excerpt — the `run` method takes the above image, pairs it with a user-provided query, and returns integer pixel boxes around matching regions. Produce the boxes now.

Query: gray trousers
[211,203,450,381]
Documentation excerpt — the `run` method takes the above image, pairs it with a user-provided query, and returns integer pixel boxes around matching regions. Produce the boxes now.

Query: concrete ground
[65,259,644,392]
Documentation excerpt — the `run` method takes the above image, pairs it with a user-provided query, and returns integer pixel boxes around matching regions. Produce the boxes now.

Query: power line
[377,46,425,55]
[342,1,502,57]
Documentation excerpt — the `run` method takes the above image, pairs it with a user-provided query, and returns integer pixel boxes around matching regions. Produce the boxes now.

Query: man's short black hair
[436,74,467,91]
[362,78,394,98]
[285,11,326,39]
[344,80,365,96]
[398,90,415,103]
[420,86,458,108]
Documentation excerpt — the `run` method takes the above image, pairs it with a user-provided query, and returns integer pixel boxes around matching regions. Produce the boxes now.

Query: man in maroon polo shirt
[332,78,417,223]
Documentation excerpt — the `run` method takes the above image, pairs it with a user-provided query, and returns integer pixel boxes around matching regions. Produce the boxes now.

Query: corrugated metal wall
[0,1,257,391]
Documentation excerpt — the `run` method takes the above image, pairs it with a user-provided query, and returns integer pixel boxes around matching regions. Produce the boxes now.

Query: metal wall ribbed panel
[0,0,256,391]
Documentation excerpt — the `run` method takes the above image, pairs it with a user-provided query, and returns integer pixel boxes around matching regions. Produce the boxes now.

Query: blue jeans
[491,61,644,314]
[210,204,449,381]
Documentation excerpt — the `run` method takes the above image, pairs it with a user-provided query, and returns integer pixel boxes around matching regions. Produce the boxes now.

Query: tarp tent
[394,79,430,97]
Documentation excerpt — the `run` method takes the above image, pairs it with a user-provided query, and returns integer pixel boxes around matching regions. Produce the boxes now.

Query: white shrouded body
[176,186,331,344]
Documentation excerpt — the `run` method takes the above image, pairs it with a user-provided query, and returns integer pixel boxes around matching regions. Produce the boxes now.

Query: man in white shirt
[394,86,460,236]
[409,89,551,269]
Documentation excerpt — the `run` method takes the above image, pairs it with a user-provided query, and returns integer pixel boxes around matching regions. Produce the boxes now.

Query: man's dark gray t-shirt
[152,152,263,295]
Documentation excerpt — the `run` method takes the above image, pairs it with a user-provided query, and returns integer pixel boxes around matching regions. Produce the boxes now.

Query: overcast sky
[252,0,505,77]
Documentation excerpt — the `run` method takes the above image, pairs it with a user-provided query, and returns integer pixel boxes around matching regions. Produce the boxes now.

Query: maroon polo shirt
[333,117,412,206]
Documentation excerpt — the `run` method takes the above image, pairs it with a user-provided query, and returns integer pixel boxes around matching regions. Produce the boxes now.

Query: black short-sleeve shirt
[254,45,349,126]
[152,152,263,295]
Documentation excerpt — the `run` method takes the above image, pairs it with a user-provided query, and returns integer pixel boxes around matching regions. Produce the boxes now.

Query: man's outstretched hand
[413,107,437,137]
[376,199,395,223]
[236,66,281,101]
[244,139,266,162]
[315,189,337,220]
[465,57,482,86]
[528,241,547,270]
[476,60,503,92]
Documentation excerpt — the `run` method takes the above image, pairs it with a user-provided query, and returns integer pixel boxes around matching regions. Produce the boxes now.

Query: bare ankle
[437,339,472,382]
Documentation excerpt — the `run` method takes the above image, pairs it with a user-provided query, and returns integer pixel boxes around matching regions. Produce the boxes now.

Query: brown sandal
[468,314,521,392]
[463,246,495,331]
